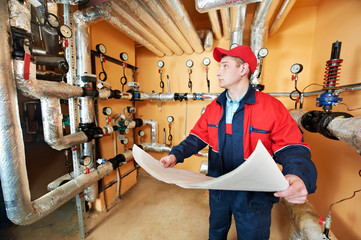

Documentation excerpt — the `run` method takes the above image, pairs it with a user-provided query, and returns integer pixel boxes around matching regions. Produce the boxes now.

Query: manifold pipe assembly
[0,0,117,225]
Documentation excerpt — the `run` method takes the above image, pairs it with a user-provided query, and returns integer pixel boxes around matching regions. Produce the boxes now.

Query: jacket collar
[216,84,256,106]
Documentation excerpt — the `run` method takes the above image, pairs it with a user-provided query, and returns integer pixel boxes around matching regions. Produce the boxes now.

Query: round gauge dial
[120,52,129,61]
[47,13,59,28]
[258,48,268,58]
[157,60,164,68]
[121,137,129,145]
[58,24,72,38]
[80,156,91,166]
[138,130,145,137]
[290,63,303,74]
[167,116,174,123]
[203,57,211,66]
[102,107,112,116]
[186,59,193,68]
[96,43,107,54]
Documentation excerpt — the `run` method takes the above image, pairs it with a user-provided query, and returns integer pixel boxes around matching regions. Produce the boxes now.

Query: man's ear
[239,62,249,77]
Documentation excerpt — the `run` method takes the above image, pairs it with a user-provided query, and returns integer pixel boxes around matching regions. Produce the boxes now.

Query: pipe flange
[301,110,326,133]
[317,112,353,140]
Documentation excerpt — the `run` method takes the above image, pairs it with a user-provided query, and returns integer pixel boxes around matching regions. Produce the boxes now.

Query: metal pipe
[220,7,230,40]
[160,0,204,53]
[119,0,183,56]
[195,0,261,13]
[197,29,214,52]
[230,4,247,48]
[142,0,193,55]
[208,10,222,40]
[327,117,361,155]
[0,0,32,226]
[13,60,83,99]
[269,0,296,37]
[111,1,172,56]
[41,98,88,150]
[143,119,158,144]
[250,0,279,85]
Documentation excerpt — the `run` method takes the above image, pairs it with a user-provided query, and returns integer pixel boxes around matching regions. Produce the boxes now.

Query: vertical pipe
[230,4,246,48]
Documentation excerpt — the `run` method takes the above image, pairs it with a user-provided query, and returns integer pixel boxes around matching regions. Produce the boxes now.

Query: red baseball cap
[213,45,257,73]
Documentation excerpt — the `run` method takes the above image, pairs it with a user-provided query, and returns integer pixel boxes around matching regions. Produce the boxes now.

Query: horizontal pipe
[195,0,261,13]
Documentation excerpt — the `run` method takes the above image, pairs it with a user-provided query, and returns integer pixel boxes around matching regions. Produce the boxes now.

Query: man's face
[216,56,245,89]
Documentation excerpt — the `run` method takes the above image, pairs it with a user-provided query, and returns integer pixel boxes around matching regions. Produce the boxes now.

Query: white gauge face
[258,48,268,58]
[138,130,145,137]
[120,52,129,61]
[122,137,129,144]
[167,116,174,123]
[157,60,164,68]
[203,57,210,66]
[47,13,59,28]
[81,156,91,166]
[59,24,72,38]
[186,59,193,68]
[290,63,303,74]
[97,44,107,54]
[103,107,112,116]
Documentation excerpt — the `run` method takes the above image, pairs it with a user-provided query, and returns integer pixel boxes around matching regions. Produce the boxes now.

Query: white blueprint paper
[132,140,289,192]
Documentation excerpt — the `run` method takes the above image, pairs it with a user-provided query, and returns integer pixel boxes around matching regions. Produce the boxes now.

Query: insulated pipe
[160,0,204,53]
[230,4,247,48]
[269,0,297,37]
[48,0,88,4]
[143,119,158,144]
[220,7,230,40]
[289,109,307,127]
[0,0,32,226]
[327,117,361,155]
[118,0,183,56]
[197,29,214,52]
[111,1,172,56]
[41,98,88,150]
[196,0,261,13]
[208,10,222,40]
[250,0,279,85]
[13,60,84,99]
[97,3,164,57]
[142,0,193,55]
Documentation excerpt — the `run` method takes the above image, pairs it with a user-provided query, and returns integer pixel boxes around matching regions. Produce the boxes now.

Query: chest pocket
[208,124,219,152]
[249,125,271,151]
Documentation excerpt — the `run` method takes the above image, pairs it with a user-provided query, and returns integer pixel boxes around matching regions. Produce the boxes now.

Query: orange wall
[135,0,361,239]
[267,1,361,239]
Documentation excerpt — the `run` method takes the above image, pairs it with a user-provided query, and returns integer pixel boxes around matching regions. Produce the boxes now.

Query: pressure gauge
[58,24,72,38]
[138,130,145,137]
[96,43,107,54]
[120,52,129,61]
[157,60,164,68]
[167,116,174,123]
[102,107,112,116]
[121,137,129,145]
[258,48,268,58]
[186,59,193,68]
[47,13,59,28]
[290,63,303,74]
[80,156,92,166]
[203,57,211,66]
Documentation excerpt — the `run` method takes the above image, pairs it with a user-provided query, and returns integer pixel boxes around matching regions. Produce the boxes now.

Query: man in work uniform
[160,45,317,240]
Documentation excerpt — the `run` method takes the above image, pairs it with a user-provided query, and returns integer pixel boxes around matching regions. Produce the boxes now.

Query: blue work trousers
[209,190,272,240]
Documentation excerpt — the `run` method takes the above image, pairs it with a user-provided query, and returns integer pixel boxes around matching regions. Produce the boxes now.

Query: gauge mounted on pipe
[257,48,268,59]
[203,57,211,66]
[121,137,129,145]
[47,13,59,28]
[58,24,72,38]
[167,116,174,123]
[96,43,107,54]
[186,59,194,68]
[102,107,112,116]
[290,63,303,74]
[157,60,165,68]
[138,130,145,137]
[80,156,92,166]
[120,52,129,61]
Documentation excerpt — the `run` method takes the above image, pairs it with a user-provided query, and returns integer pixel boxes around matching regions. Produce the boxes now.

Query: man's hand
[274,174,308,204]
[160,154,177,168]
